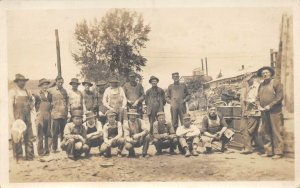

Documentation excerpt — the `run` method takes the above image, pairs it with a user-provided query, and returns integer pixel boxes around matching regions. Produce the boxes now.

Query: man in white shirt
[68,78,83,114]
[102,77,127,124]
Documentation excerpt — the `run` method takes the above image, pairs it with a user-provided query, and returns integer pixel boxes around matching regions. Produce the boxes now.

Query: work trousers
[201,135,229,152]
[241,116,260,152]
[36,118,51,155]
[153,137,178,152]
[178,136,200,151]
[61,138,89,158]
[51,118,67,151]
[125,135,150,155]
[85,137,104,154]
[170,104,187,130]
[100,138,125,155]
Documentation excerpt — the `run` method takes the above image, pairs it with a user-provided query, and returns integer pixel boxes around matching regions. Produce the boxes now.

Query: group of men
[9,66,285,161]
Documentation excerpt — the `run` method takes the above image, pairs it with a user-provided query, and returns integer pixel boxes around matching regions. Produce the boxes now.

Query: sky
[7,7,291,90]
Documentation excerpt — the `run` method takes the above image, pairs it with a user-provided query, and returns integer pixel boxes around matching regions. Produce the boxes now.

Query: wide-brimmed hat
[82,79,93,87]
[149,76,159,83]
[106,110,117,117]
[96,80,107,86]
[182,113,191,120]
[85,111,97,119]
[257,66,275,77]
[127,109,139,116]
[156,111,165,117]
[172,72,179,76]
[69,78,81,85]
[109,77,120,83]
[71,110,83,118]
[38,78,51,87]
[14,74,29,82]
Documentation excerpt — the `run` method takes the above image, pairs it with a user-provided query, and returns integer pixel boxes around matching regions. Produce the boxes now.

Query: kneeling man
[153,112,178,155]
[176,114,200,157]
[61,110,89,159]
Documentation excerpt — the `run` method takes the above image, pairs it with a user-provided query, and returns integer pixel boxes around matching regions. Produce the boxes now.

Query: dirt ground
[9,108,294,182]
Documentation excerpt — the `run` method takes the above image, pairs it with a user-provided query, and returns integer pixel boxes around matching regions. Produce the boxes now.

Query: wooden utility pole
[205,57,208,75]
[55,29,62,77]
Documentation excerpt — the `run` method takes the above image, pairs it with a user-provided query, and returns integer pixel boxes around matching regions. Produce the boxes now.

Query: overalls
[109,88,124,124]
[13,91,34,160]
[100,123,125,155]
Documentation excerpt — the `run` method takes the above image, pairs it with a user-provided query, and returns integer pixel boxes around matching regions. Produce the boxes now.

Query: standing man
[95,80,108,125]
[123,71,145,119]
[49,76,68,153]
[256,66,284,159]
[34,78,52,156]
[152,112,177,155]
[61,110,89,159]
[9,74,35,160]
[166,72,191,131]
[145,76,166,134]
[176,114,200,157]
[82,79,97,113]
[84,111,103,156]
[240,73,261,154]
[68,78,83,115]
[100,111,125,158]
[103,77,127,124]
[124,109,150,158]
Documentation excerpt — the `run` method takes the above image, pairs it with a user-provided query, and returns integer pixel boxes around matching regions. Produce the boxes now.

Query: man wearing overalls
[95,80,108,125]
[102,77,127,124]
[82,79,97,113]
[256,66,284,159]
[34,78,52,156]
[9,74,35,160]
[68,78,84,114]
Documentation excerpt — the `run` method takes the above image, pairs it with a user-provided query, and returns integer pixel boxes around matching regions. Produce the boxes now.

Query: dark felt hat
[69,78,81,85]
[71,110,83,118]
[106,110,117,117]
[149,76,159,83]
[182,113,191,120]
[257,66,275,77]
[172,72,179,76]
[109,77,120,83]
[38,78,51,87]
[156,111,165,117]
[127,109,139,116]
[85,111,97,119]
[96,80,107,86]
[14,74,29,82]
[82,79,93,86]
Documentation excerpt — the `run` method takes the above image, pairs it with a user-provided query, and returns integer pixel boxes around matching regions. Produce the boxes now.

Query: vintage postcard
[0,0,299,187]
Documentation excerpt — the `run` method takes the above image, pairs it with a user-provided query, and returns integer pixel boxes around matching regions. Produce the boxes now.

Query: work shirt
[123,119,149,139]
[256,79,283,113]
[48,86,68,119]
[63,122,87,140]
[123,82,145,104]
[153,121,176,140]
[102,121,123,142]
[102,87,127,111]
[202,114,227,134]
[166,82,191,108]
[68,89,83,112]
[145,86,166,115]
[83,90,97,112]
[176,124,200,137]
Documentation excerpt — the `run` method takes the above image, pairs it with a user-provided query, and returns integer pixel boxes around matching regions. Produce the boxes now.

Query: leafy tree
[72,9,151,82]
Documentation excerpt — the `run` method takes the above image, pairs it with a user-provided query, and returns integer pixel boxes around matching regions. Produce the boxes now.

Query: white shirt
[246,83,259,103]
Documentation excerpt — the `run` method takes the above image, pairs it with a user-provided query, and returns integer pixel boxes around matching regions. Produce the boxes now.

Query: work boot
[155,150,162,155]
[191,150,199,156]
[185,148,191,157]
[261,153,273,157]
[240,149,252,155]
[117,151,122,158]
[205,147,212,154]
[128,149,135,158]
[169,147,176,155]
[272,154,283,159]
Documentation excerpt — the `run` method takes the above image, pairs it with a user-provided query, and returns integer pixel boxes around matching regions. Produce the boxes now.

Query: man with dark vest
[95,80,108,125]
[145,76,166,134]
[9,74,35,160]
[34,78,52,156]
[124,109,150,158]
[82,79,97,113]
[100,110,125,157]
[201,106,233,153]
[123,71,145,119]
[256,66,284,159]
[61,110,89,159]
[48,76,68,153]
[152,112,177,155]
[84,111,103,155]
[166,72,191,131]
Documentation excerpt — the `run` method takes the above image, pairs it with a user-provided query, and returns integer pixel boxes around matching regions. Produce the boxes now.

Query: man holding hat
[256,66,284,159]
[201,106,232,154]
[176,113,200,157]
[84,111,104,155]
[68,78,83,114]
[34,78,52,156]
[48,76,68,153]
[152,112,177,155]
[145,76,166,134]
[95,80,108,125]
[9,74,35,160]
[61,110,89,159]
[124,109,150,158]
[103,76,127,124]
[166,72,191,131]
[123,71,145,119]
[82,79,97,113]
[100,110,125,157]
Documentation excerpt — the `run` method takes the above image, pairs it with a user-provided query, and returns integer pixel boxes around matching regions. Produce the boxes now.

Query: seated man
[153,112,178,155]
[100,111,125,157]
[124,109,150,158]
[84,111,103,155]
[176,114,200,157]
[201,106,234,153]
[61,110,89,159]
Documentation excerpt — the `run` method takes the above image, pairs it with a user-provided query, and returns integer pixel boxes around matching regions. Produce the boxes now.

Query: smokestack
[201,59,204,70]
[270,49,274,67]
[242,65,244,70]
[205,57,208,75]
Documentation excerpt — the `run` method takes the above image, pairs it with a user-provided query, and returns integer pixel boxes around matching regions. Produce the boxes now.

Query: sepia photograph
[0,0,298,187]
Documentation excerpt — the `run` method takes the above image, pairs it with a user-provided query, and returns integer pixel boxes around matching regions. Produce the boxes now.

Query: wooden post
[55,29,62,77]
[201,58,204,70]
[205,57,208,75]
